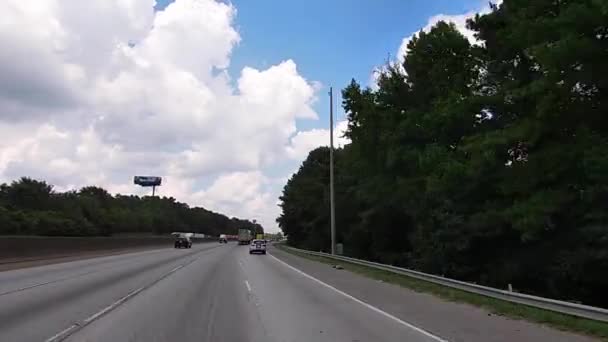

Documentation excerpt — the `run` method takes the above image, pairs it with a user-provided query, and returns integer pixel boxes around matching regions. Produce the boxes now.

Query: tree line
[0,177,263,237]
[278,0,608,306]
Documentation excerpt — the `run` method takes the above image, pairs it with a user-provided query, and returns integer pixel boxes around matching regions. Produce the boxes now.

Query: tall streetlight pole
[329,87,336,255]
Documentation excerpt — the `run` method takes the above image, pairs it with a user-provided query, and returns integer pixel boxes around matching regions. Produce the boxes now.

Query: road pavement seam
[0,269,100,297]
[269,253,450,342]
[44,246,219,342]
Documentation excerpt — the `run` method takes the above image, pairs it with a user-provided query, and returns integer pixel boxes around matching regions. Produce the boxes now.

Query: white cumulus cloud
[0,0,328,232]
[397,0,503,62]
[369,0,502,88]
[286,120,349,161]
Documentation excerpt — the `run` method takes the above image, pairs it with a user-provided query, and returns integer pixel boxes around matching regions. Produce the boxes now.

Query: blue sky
[156,0,483,127]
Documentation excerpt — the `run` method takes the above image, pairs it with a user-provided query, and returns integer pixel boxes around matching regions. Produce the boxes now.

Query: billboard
[134,176,162,187]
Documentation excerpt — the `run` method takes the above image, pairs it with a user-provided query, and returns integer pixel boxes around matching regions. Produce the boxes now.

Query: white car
[249,239,266,254]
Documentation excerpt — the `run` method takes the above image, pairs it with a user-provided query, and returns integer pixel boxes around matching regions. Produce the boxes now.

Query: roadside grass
[276,245,608,341]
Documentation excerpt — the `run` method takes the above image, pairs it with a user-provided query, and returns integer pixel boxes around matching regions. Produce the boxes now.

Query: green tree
[279,0,608,306]
[0,179,262,238]
[3,178,54,211]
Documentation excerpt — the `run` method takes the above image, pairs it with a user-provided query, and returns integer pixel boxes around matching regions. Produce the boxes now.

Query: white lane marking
[43,246,222,342]
[80,262,187,326]
[83,286,144,324]
[239,260,245,270]
[45,262,191,341]
[45,286,146,342]
[44,324,79,342]
[169,265,184,274]
[268,254,449,342]
[245,280,252,292]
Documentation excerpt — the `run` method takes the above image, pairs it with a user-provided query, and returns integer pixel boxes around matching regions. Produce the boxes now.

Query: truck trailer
[238,229,252,245]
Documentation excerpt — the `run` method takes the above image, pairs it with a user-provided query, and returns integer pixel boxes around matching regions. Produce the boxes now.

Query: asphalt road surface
[0,243,598,342]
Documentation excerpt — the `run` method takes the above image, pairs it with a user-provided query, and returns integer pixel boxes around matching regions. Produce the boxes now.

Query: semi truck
[238,229,252,245]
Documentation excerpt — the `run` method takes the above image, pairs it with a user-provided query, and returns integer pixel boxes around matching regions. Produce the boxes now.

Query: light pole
[329,87,336,255]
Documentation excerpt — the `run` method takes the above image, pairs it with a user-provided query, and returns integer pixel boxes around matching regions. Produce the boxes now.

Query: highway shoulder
[269,247,599,342]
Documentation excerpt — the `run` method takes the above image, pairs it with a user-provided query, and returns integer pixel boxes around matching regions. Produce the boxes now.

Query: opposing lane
[0,243,221,342]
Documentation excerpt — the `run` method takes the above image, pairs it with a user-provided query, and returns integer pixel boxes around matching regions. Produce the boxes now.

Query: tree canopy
[0,177,263,237]
[278,0,608,306]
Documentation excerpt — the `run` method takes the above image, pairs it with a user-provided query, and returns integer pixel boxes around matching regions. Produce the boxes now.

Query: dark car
[174,237,192,249]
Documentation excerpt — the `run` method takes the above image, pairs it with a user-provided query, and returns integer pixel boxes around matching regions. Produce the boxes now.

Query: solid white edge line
[245,280,252,292]
[268,254,449,342]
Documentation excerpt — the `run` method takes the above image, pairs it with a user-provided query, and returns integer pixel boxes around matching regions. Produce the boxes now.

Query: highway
[0,242,598,342]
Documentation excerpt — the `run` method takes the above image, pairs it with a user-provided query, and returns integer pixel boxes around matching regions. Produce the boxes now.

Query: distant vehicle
[174,236,192,249]
[238,229,252,245]
[249,239,266,254]
[219,234,228,243]
[172,232,194,239]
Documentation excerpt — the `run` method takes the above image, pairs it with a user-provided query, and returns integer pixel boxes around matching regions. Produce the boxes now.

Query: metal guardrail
[282,246,608,322]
